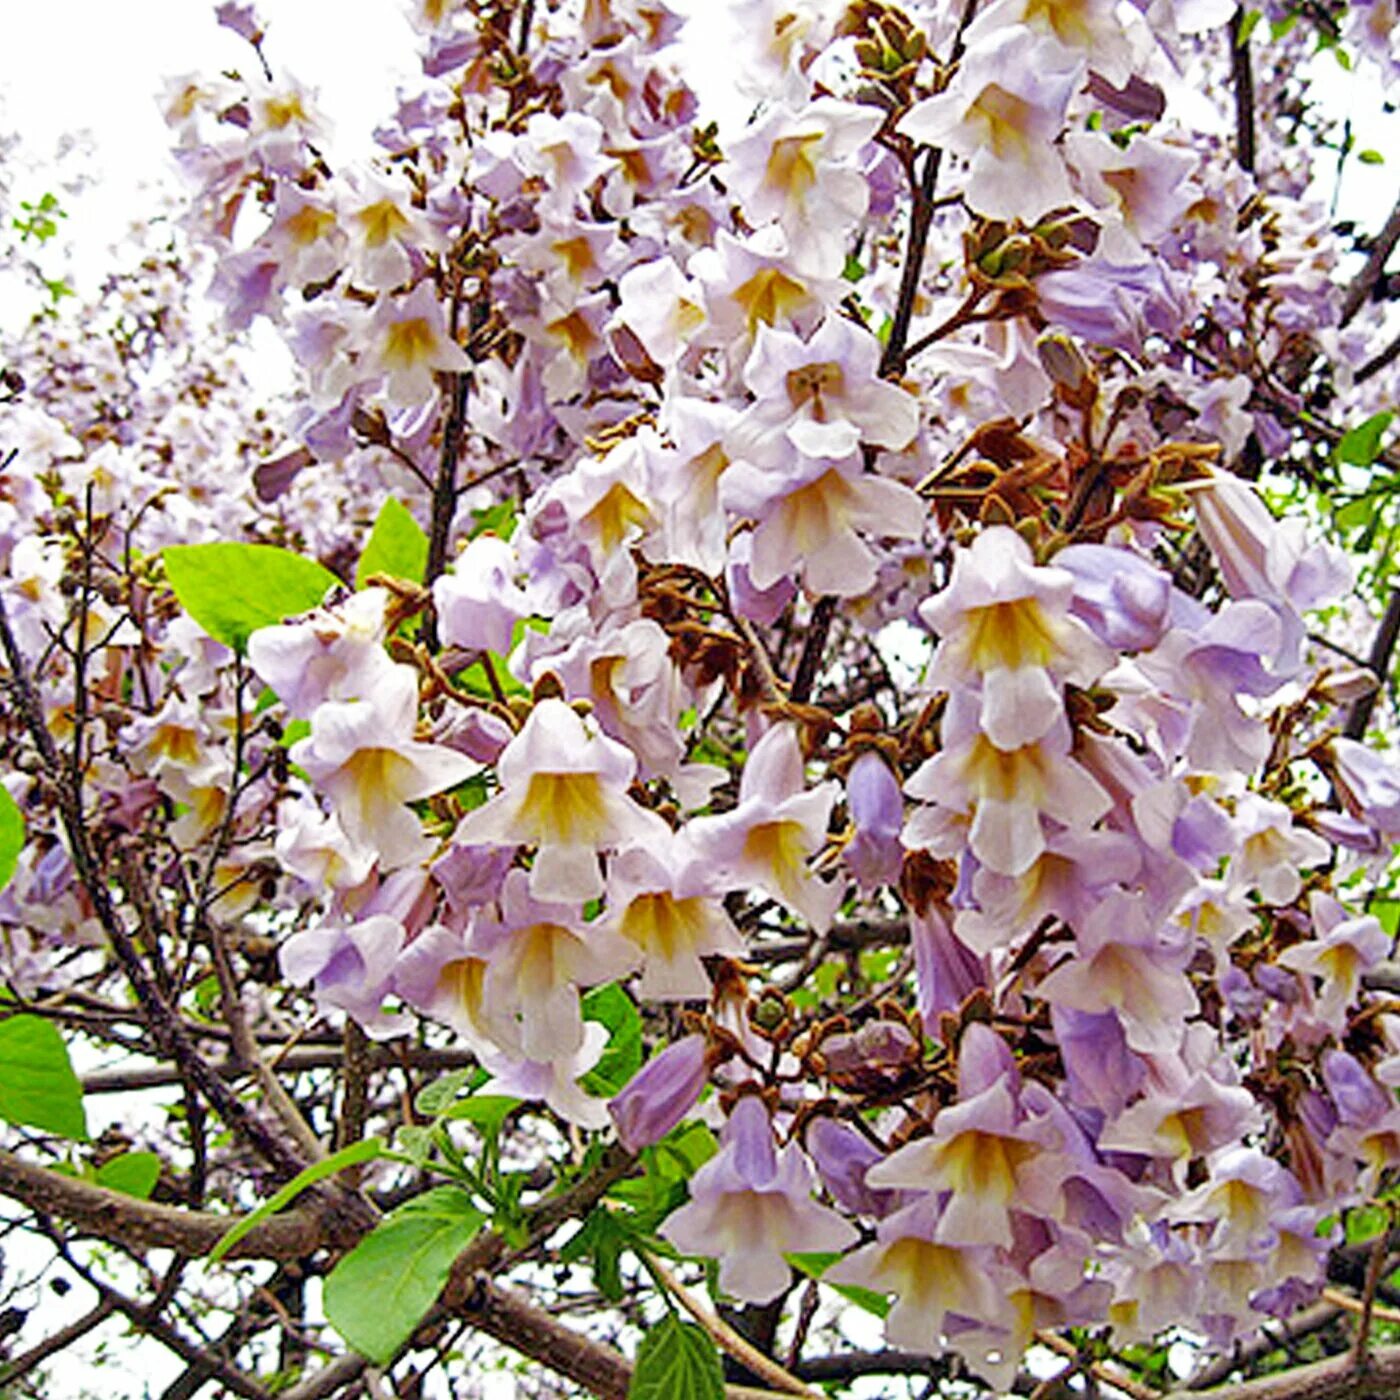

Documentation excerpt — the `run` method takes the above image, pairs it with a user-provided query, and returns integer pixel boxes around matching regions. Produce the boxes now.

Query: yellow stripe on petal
[620,892,710,961]
[518,772,607,845]
[743,820,810,905]
[765,132,822,204]
[733,268,810,333]
[963,598,1059,672]
[935,1130,1038,1204]
[382,318,441,371]
[582,481,653,553]
[357,199,411,247]
[440,956,488,1021]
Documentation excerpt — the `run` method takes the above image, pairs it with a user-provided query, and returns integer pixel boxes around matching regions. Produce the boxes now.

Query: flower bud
[805,1117,898,1217]
[608,1034,708,1152]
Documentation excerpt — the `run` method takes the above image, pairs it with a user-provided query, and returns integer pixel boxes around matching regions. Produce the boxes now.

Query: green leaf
[580,984,643,1097]
[1334,412,1395,468]
[95,1151,162,1200]
[470,499,517,541]
[357,498,429,588]
[1359,149,1386,166]
[1336,494,1380,532]
[324,1186,486,1364]
[1347,1204,1389,1245]
[0,1016,87,1141]
[628,1315,724,1400]
[1235,9,1261,45]
[162,543,339,653]
[0,786,23,893]
[559,1207,631,1300]
[442,1094,520,1137]
[415,1068,480,1117]
[788,1252,890,1318]
[208,1136,384,1262]
[1371,899,1400,938]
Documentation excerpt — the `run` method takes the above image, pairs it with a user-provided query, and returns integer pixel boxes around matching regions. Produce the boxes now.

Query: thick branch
[1342,196,1400,327]
[1193,1342,1400,1400]
[0,1148,352,1260]
[1228,8,1256,175]
[1344,586,1400,740]
[81,1044,480,1094]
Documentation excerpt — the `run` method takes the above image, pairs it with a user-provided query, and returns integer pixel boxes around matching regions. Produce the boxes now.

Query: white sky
[1,0,1394,296]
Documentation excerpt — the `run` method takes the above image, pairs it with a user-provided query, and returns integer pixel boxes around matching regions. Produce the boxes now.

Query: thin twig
[642,1253,818,1397]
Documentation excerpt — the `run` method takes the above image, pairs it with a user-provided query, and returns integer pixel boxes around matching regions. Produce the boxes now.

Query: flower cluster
[3,0,1400,1392]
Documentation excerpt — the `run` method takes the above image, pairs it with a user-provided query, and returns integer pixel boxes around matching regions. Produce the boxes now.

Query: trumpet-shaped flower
[292,665,478,869]
[866,1026,1058,1247]
[1036,891,1198,1054]
[453,698,669,903]
[360,282,472,407]
[728,316,920,469]
[603,839,742,1000]
[465,869,639,1059]
[898,29,1082,222]
[720,451,925,598]
[921,526,1113,749]
[905,693,1111,878]
[826,1195,1009,1351]
[661,1096,857,1303]
[685,722,841,931]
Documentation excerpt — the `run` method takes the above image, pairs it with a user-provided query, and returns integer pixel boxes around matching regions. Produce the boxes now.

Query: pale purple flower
[280,913,410,1038]
[866,1025,1060,1247]
[609,1034,708,1152]
[921,526,1113,749]
[247,588,395,717]
[805,1117,900,1218]
[479,1022,612,1129]
[1056,543,1173,652]
[292,665,478,869]
[1276,893,1388,1027]
[661,1096,858,1303]
[911,901,988,1030]
[465,869,639,1060]
[898,28,1082,222]
[1332,738,1400,838]
[433,535,530,657]
[844,753,904,890]
[603,839,742,1000]
[685,722,841,931]
[826,1196,1009,1350]
[453,698,669,903]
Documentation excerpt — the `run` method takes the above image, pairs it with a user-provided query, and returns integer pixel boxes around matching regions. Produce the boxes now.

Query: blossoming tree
[3,0,1400,1396]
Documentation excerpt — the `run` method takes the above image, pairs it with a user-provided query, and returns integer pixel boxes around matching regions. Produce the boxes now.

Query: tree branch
[1344,586,1400,740]
[0,1148,354,1260]
[1228,8,1257,175]
[1342,196,1400,327]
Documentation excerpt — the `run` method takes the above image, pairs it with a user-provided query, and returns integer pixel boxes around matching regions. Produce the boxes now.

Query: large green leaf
[627,1315,724,1400]
[209,1136,384,1262]
[95,1151,162,1200]
[0,787,23,893]
[324,1187,485,1364]
[1334,411,1395,468]
[0,1016,87,1141]
[580,983,643,1097]
[162,543,339,653]
[357,498,428,588]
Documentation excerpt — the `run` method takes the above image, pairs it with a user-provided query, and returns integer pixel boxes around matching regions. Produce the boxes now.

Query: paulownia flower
[685,722,841,931]
[661,1095,857,1303]
[898,28,1082,223]
[603,838,742,1000]
[292,664,478,869]
[453,697,669,903]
